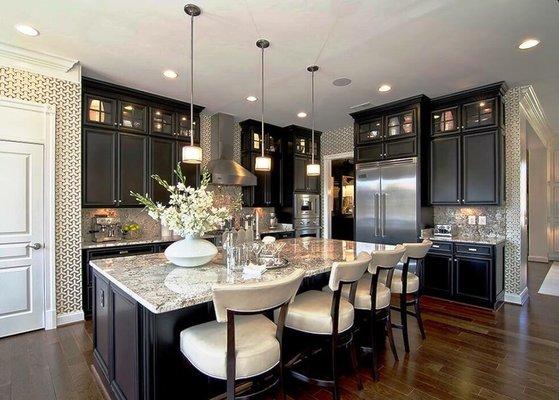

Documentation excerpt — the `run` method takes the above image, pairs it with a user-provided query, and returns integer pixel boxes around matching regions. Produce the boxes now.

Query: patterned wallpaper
[0,67,82,315]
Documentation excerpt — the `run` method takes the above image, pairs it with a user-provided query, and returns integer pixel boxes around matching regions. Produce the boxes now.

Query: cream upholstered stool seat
[180,314,279,380]
[389,240,432,353]
[321,273,391,311]
[282,290,355,335]
[281,252,372,400]
[180,269,305,400]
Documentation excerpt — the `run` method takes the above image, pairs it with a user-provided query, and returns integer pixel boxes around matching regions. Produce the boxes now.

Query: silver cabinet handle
[457,199,460,203]
[26,243,42,250]
[432,244,440,248]
[468,248,477,252]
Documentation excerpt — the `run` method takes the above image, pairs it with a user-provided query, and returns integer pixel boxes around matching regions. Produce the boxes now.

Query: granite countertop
[82,233,224,250]
[259,224,295,235]
[89,238,394,314]
[422,235,506,245]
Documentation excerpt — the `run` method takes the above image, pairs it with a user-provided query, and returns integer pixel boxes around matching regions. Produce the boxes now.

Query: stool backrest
[212,269,305,323]
[402,240,432,261]
[369,245,406,289]
[328,252,372,291]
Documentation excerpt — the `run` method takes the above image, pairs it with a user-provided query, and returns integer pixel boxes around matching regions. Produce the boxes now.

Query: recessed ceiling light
[246,95,258,102]
[333,77,351,87]
[163,70,178,79]
[297,112,307,118]
[378,84,392,92]
[518,38,540,50]
[15,24,39,37]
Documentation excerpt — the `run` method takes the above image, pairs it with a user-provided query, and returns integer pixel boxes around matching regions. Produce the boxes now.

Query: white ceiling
[1,0,558,132]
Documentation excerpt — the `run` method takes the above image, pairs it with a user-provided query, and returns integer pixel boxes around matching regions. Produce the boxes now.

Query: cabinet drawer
[384,137,416,159]
[356,143,383,162]
[429,241,452,253]
[88,244,155,260]
[455,244,492,256]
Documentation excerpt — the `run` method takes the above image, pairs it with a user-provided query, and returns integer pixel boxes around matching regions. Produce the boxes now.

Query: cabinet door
[462,98,497,131]
[462,131,498,204]
[356,143,383,163]
[431,107,459,135]
[150,137,175,204]
[83,129,117,206]
[454,256,492,304]
[119,133,148,206]
[241,153,255,206]
[84,94,117,128]
[423,253,453,298]
[306,159,320,193]
[270,154,282,206]
[150,108,175,136]
[176,113,200,143]
[295,137,308,156]
[386,110,415,139]
[119,101,147,133]
[384,137,416,159]
[430,136,460,205]
[175,141,200,189]
[356,118,383,144]
[294,156,308,191]
[93,274,110,380]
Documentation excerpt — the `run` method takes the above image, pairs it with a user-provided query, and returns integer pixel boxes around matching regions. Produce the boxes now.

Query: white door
[0,140,44,337]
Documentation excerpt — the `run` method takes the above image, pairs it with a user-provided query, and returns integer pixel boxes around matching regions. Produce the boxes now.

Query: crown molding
[0,42,80,84]
[519,85,554,148]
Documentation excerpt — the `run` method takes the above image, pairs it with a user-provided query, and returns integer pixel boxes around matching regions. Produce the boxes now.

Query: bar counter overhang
[89,238,394,400]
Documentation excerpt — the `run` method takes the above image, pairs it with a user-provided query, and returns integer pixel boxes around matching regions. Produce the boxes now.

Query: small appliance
[89,216,122,243]
[434,224,453,237]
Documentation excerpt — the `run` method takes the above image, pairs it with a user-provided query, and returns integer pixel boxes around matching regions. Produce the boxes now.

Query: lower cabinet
[260,231,295,240]
[423,240,504,309]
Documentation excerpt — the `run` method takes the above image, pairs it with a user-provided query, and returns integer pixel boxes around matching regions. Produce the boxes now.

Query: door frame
[0,97,57,330]
[322,151,354,239]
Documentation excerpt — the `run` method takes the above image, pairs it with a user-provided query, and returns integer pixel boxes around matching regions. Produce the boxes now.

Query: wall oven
[294,217,321,238]
[294,193,320,220]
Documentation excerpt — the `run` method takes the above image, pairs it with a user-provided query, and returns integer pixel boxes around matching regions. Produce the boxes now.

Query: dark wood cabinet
[83,129,117,206]
[82,77,204,208]
[430,136,460,204]
[93,273,110,380]
[293,156,308,192]
[386,109,415,138]
[356,118,383,144]
[119,133,148,206]
[423,252,453,298]
[355,143,383,163]
[429,82,506,206]
[423,240,504,309]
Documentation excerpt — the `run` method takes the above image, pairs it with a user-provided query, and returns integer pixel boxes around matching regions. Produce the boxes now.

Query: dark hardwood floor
[1,262,558,400]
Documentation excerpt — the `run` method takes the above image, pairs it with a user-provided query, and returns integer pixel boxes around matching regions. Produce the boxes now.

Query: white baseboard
[45,309,57,330]
[505,287,529,305]
[56,310,84,327]
[528,255,549,263]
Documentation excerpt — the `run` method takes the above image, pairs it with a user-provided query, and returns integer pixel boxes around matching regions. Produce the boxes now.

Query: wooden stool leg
[331,336,340,400]
[349,334,363,390]
[414,295,426,340]
[370,311,379,381]
[386,311,399,362]
[400,294,410,353]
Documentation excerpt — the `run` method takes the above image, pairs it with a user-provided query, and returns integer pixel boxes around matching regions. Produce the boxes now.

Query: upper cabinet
[351,95,430,163]
[82,78,204,208]
[429,82,507,205]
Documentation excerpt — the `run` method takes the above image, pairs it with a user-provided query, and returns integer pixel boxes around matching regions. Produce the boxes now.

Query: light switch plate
[468,216,476,225]
[478,216,487,225]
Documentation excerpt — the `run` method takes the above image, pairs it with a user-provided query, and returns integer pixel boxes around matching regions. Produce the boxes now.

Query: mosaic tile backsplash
[433,206,506,237]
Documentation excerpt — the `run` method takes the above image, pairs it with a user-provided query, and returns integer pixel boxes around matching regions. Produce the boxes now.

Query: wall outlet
[468,215,477,225]
[478,215,487,225]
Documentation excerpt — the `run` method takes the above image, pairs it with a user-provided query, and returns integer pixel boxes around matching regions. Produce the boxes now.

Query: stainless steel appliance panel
[294,193,320,219]
[380,160,417,244]
[355,164,380,243]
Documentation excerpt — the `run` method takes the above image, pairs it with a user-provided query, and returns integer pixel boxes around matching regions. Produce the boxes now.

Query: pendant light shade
[182,4,203,164]
[254,39,271,172]
[307,65,320,176]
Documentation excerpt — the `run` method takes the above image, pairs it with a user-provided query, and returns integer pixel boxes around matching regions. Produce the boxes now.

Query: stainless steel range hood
[207,113,257,186]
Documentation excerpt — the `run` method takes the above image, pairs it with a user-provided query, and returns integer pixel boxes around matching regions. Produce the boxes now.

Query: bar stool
[180,269,305,400]
[279,252,371,400]
[389,240,432,353]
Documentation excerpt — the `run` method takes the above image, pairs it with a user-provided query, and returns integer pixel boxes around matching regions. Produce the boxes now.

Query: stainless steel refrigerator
[355,157,428,245]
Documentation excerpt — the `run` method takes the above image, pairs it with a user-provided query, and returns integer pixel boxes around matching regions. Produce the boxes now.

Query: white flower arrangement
[132,165,238,238]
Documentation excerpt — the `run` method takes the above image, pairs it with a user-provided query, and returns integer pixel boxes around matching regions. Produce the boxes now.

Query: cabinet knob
[113,199,117,204]
[457,199,460,203]
[114,122,118,126]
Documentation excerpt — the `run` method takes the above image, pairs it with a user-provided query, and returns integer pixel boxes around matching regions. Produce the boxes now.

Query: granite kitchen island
[89,238,393,400]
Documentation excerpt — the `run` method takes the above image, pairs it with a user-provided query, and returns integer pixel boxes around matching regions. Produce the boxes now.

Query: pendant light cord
[261,45,265,158]
[190,13,194,146]
[311,69,315,165]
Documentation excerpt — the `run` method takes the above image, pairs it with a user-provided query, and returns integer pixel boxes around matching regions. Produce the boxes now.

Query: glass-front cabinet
[386,110,415,138]
[431,106,459,135]
[119,101,147,133]
[294,136,318,156]
[150,108,174,135]
[357,118,383,144]
[176,113,200,142]
[85,94,117,128]
[462,98,496,131]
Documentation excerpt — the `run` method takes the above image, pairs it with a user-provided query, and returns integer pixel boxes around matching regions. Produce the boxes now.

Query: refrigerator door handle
[373,193,380,236]
[381,193,387,237]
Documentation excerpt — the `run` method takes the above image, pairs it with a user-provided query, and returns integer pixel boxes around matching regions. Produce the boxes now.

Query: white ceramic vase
[164,236,218,267]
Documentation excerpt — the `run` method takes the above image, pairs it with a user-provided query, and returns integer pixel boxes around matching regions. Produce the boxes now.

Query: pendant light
[182,4,203,164]
[254,39,272,172]
[306,65,320,176]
